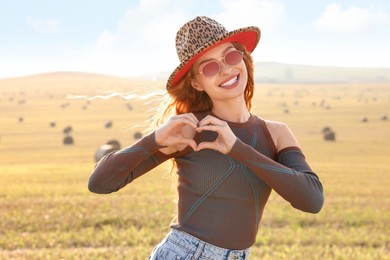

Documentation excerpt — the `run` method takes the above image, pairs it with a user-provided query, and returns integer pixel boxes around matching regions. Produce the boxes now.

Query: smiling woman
[87,16,324,260]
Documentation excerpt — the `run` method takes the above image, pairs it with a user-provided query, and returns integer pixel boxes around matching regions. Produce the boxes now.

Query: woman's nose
[219,61,232,75]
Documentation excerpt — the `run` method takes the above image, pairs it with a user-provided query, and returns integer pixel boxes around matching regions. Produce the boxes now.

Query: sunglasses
[196,49,244,78]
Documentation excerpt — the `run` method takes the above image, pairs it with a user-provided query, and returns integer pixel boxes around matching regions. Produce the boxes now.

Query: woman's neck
[211,100,250,123]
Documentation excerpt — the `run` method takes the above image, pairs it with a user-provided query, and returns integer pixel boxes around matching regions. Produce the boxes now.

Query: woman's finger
[196,124,222,134]
[181,138,197,151]
[171,113,199,127]
[171,117,197,129]
[198,115,224,127]
[196,141,215,151]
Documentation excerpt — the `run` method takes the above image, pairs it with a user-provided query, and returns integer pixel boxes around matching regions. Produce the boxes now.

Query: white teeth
[221,76,238,87]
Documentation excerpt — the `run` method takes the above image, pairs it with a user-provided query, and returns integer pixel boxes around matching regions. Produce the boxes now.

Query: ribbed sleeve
[228,139,324,213]
[88,131,170,194]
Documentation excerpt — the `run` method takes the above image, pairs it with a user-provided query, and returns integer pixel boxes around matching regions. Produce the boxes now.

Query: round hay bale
[106,140,121,150]
[18,117,24,123]
[50,122,56,128]
[134,131,142,140]
[323,131,336,141]
[94,144,117,162]
[63,126,72,134]
[105,120,113,128]
[381,114,388,121]
[63,135,74,145]
[361,117,368,123]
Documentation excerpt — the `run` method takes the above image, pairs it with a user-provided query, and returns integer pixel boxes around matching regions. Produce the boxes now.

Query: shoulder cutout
[264,120,300,152]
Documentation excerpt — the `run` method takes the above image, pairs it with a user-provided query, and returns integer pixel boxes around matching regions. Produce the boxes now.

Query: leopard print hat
[166,16,261,89]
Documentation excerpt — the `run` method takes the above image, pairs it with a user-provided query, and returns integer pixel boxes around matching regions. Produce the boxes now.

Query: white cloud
[28,18,60,34]
[87,0,190,76]
[314,4,390,33]
[95,31,121,48]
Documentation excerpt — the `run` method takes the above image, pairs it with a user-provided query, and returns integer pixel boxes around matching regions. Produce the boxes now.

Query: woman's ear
[191,80,203,92]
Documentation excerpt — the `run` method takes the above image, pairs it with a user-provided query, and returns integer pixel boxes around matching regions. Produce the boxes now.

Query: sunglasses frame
[195,49,244,78]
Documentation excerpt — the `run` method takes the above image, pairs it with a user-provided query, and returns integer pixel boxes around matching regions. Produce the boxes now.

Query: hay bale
[134,131,142,140]
[381,114,388,121]
[323,130,336,141]
[94,144,117,162]
[361,117,368,123]
[61,102,70,109]
[63,126,72,134]
[50,122,56,128]
[106,140,121,150]
[105,121,113,128]
[18,117,24,123]
[63,135,74,145]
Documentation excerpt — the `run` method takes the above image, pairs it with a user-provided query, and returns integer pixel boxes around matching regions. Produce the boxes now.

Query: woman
[88,16,324,260]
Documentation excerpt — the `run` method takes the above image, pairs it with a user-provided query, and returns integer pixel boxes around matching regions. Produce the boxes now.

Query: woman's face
[192,43,248,103]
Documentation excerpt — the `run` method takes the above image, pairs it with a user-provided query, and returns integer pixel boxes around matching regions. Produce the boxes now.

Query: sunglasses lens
[225,50,243,66]
[201,61,220,77]
[199,50,243,78]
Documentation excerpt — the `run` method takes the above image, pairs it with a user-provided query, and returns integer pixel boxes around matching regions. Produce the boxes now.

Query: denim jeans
[148,229,250,260]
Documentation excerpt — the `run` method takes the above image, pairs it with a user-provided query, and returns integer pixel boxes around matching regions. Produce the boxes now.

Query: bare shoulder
[264,119,300,151]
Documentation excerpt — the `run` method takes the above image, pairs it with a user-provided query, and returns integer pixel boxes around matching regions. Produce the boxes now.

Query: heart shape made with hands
[175,115,236,154]
[156,114,232,154]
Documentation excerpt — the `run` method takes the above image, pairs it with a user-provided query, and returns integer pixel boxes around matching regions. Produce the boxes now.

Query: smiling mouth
[219,74,240,88]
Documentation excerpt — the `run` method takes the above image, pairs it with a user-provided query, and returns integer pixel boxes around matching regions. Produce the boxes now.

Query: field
[0,72,389,259]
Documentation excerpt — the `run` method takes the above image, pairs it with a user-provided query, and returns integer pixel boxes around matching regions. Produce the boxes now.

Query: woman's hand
[196,115,237,154]
[155,113,198,151]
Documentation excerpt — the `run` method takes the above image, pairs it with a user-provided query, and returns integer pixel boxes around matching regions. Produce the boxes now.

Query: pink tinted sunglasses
[195,49,244,78]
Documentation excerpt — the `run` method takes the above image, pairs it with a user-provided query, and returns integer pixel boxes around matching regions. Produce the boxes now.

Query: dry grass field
[0,72,389,259]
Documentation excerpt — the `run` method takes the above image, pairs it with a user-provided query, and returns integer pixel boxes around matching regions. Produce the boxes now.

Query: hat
[166,16,261,89]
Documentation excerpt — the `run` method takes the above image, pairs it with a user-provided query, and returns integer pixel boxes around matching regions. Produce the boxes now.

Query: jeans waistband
[167,229,249,260]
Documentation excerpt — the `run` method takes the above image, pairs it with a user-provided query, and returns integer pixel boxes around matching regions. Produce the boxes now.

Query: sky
[0,0,389,78]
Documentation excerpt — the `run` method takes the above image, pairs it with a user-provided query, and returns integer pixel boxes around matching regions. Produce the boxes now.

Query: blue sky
[0,0,389,78]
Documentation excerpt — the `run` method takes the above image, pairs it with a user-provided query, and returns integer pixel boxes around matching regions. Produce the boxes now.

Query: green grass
[0,78,389,259]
